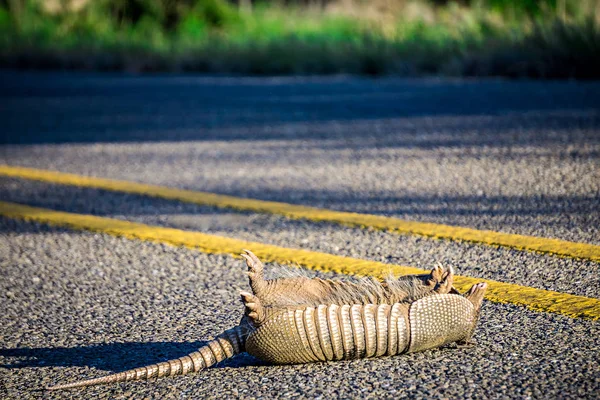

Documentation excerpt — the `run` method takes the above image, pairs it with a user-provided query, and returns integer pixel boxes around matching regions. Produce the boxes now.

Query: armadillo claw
[437,264,454,294]
[242,251,264,275]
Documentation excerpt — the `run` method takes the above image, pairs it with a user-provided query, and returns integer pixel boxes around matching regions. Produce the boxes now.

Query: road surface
[0,71,599,399]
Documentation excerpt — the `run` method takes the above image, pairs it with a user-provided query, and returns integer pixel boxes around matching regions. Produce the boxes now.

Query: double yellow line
[1,165,599,262]
[1,165,599,320]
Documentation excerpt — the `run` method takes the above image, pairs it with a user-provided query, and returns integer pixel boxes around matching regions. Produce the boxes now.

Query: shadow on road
[1,71,599,145]
[0,341,264,372]
[1,179,597,217]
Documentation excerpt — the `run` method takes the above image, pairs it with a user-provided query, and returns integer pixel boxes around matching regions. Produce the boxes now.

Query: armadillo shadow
[0,341,266,371]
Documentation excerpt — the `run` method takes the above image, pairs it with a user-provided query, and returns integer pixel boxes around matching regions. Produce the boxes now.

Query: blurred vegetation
[0,0,599,78]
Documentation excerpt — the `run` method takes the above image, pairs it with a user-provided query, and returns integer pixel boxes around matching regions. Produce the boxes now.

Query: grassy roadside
[1,0,599,79]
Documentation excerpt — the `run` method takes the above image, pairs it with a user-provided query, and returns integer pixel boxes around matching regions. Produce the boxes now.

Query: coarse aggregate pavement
[1,71,599,399]
[0,177,599,300]
[1,218,599,399]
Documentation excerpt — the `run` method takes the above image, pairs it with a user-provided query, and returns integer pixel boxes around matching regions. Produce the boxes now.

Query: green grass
[1,0,599,78]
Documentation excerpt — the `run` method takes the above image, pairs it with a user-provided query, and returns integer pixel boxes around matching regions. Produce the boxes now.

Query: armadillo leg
[429,263,445,287]
[436,264,454,294]
[240,290,266,325]
[428,263,454,294]
[465,282,487,310]
[241,249,267,295]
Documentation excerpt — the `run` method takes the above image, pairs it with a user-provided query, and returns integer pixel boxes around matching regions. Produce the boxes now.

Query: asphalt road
[1,71,599,399]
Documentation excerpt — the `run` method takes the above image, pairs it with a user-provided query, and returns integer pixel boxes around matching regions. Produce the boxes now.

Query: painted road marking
[1,200,598,320]
[1,165,599,262]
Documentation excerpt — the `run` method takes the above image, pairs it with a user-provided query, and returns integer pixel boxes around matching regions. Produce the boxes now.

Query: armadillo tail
[46,326,246,390]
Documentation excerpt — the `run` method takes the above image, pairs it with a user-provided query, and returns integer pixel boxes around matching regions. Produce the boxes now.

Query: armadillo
[46,250,486,390]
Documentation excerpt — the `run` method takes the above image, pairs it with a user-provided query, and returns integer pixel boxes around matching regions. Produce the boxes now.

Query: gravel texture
[1,72,599,244]
[1,72,599,399]
[1,177,599,300]
[0,219,599,399]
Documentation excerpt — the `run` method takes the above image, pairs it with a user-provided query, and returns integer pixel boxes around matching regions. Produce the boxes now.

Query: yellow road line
[2,165,599,262]
[1,200,598,320]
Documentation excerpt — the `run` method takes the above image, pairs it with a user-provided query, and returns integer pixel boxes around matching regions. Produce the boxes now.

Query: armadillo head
[408,292,482,353]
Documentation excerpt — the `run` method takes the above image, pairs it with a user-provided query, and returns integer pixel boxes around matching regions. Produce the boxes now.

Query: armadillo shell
[245,294,476,365]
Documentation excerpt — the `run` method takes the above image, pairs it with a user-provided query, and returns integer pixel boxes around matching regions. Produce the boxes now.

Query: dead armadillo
[47,250,486,390]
